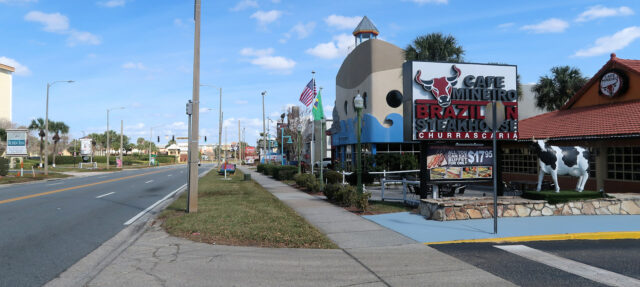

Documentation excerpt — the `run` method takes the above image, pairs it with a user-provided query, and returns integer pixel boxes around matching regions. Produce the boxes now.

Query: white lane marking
[145,180,153,184]
[47,181,64,186]
[96,192,115,199]
[168,174,173,177]
[124,184,187,225]
[98,176,108,178]
[495,245,640,286]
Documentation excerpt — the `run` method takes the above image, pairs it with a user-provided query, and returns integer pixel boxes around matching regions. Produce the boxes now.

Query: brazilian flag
[312,90,324,121]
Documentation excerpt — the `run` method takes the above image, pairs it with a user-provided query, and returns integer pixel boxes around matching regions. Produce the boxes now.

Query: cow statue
[415,65,461,108]
[531,139,590,193]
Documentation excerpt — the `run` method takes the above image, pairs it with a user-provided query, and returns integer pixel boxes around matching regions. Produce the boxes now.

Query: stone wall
[419,194,640,221]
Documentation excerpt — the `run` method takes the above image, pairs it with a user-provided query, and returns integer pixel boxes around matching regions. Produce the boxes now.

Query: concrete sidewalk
[87,167,514,286]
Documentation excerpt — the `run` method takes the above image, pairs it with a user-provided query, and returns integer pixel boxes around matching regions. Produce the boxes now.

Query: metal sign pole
[492,101,498,234]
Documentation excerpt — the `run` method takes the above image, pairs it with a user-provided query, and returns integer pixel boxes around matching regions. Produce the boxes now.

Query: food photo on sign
[426,145,493,181]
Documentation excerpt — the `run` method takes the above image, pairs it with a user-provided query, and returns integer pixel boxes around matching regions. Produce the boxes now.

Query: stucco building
[0,63,14,122]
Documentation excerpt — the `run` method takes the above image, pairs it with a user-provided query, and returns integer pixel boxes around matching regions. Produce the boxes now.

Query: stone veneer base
[419,194,640,221]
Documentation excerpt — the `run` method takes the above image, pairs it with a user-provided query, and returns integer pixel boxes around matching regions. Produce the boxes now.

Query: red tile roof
[519,100,640,140]
[562,53,640,109]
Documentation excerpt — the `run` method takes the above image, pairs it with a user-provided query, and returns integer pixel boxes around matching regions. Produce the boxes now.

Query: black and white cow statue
[530,139,590,193]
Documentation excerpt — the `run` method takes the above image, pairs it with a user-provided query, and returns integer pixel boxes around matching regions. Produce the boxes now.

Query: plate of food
[430,167,446,179]
[427,153,447,169]
[445,167,462,179]
[477,166,492,178]
[462,167,478,178]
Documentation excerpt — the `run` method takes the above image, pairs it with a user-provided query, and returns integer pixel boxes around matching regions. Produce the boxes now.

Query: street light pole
[261,91,266,164]
[106,107,125,169]
[298,125,302,174]
[354,93,364,193]
[200,84,222,167]
[188,0,201,213]
[44,80,73,176]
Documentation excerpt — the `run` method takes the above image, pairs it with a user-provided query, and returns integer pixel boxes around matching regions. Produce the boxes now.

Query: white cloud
[497,22,514,29]
[240,47,274,57]
[250,10,282,25]
[0,56,31,76]
[306,33,354,59]
[230,0,258,11]
[67,30,101,46]
[235,100,249,105]
[24,11,69,33]
[407,0,448,4]
[24,11,100,46]
[250,56,296,72]
[325,15,361,30]
[97,0,125,8]
[173,18,186,27]
[280,22,316,43]
[576,5,634,22]
[521,18,569,33]
[122,62,147,70]
[0,0,37,4]
[573,26,640,57]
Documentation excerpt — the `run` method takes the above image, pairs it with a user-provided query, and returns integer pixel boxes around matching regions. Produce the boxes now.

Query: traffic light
[172,135,175,141]
[157,136,160,143]
[204,136,207,142]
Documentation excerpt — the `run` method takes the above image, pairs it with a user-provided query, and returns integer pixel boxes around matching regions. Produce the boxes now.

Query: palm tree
[533,66,589,111]
[404,33,465,62]
[51,121,69,167]
[28,118,48,167]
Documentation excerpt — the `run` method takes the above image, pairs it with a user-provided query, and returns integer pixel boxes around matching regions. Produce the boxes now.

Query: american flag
[299,79,316,106]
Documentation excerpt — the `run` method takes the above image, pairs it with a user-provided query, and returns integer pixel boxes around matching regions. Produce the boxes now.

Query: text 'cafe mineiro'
[503,53,640,193]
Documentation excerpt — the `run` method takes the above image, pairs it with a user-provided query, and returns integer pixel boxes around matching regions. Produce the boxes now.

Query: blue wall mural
[332,113,404,146]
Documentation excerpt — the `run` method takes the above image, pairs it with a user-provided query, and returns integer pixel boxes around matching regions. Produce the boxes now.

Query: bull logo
[415,65,461,107]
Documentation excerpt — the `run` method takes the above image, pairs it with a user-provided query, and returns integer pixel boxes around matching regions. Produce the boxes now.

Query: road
[432,239,640,286]
[0,164,212,287]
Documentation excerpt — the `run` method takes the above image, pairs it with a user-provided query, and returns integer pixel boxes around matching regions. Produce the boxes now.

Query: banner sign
[403,62,518,141]
[80,138,93,156]
[6,129,28,156]
[426,145,493,180]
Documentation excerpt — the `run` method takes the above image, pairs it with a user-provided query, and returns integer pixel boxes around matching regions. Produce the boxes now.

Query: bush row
[0,157,8,176]
[257,164,299,180]
[323,183,370,211]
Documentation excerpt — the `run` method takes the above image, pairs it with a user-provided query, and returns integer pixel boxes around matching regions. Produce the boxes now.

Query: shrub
[274,166,298,180]
[0,158,8,176]
[324,170,343,184]
[294,173,315,189]
[354,192,371,211]
[323,183,342,201]
[257,164,266,173]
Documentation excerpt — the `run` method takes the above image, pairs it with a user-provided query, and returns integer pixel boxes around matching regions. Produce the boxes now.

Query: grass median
[0,172,70,184]
[160,170,337,249]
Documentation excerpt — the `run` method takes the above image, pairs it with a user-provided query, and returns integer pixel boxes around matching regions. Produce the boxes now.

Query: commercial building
[505,53,640,193]
[0,63,14,122]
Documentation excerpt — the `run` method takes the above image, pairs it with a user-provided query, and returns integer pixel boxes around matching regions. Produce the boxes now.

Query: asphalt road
[432,239,640,286]
[0,164,212,287]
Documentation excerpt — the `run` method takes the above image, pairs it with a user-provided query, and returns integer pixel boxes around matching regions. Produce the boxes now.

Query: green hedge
[323,170,342,184]
[323,183,370,210]
[522,190,605,204]
[46,155,175,166]
[294,173,316,189]
[0,158,8,176]
[274,166,298,181]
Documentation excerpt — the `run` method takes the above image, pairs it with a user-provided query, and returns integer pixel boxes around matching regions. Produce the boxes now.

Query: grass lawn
[160,170,337,249]
[0,172,70,184]
[367,201,416,214]
[522,190,606,204]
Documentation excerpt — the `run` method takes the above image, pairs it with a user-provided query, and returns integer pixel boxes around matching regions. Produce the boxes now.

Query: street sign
[80,138,93,155]
[6,129,28,156]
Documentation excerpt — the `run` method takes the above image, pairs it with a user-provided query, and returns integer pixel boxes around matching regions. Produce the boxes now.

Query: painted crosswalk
[495,245,640,286]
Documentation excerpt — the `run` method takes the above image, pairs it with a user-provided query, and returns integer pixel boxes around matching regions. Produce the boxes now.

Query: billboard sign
[80,138,93,156]
[403,62,518,141]
[6,129,28,156]
[426,145,493,181]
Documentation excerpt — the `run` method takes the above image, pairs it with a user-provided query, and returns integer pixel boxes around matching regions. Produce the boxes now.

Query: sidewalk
[87,167,514,286]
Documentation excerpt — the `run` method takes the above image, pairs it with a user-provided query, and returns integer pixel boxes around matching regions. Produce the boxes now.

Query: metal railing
[380,178,421,206]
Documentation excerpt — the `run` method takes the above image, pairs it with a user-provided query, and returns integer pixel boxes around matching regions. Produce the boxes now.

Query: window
[502,148,537,174]
[343,100,348,115]
[363,92,368,109]
[607,146,640,181]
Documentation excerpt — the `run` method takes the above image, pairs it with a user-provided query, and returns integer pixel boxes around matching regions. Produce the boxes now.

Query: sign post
[6,129,28,176]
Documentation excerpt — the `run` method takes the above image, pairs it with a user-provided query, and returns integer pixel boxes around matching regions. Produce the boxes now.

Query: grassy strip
[0,173,70,184]
[367,201,415,214]
[522,190,606,204]
[161,170,337,249]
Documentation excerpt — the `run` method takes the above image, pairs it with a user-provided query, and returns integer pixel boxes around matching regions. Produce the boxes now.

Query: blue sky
[1,0,639,146]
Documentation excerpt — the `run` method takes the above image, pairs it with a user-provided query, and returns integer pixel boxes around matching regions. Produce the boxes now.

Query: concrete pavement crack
[341,248,391,287]
[338,280,383,287]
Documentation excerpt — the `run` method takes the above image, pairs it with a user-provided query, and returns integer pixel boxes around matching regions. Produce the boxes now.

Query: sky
[1,0,639,147]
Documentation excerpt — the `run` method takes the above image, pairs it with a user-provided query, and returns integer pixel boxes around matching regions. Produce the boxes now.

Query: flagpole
[311,70,315,176]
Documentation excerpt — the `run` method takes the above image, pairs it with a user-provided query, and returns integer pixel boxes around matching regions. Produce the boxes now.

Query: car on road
[313,158,332,168]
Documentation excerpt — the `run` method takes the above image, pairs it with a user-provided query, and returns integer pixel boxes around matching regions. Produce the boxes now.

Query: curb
[44,166,212,287]
[424,231,640,245]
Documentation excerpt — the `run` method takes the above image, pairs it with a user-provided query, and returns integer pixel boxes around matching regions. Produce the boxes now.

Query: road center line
[47,182,64,186]
[0,169,168,205]
[495,245,640,286]
[167,174,172,177]
[96,192,115,198]
[145,180,153,184]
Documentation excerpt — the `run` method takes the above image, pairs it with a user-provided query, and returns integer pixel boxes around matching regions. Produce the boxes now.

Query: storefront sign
[599,69,628,98]
[6,129,28,156]
[80,138,93,156]
[403,62,518,141]
[426,145,493,180]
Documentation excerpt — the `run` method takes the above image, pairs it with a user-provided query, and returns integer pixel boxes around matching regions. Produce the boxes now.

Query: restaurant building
[0,63,13,122]
[504,53,640,193]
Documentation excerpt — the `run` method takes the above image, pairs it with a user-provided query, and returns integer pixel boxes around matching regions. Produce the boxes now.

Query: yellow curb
[425,231,640,245]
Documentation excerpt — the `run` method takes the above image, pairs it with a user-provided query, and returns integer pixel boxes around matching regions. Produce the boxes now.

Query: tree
[50,121,69,167]
[165,138,176,148]
[0,128,5,155]
[28,118,49,167]
[404,33,465,62]
[533,66,589,111]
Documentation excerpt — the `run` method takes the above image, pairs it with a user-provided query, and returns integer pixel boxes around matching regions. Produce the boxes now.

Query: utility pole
[120,120,124,167]
[187,0,201,213]
[218,87,222,168]
[237,120,240,163]
[261,91,266,164]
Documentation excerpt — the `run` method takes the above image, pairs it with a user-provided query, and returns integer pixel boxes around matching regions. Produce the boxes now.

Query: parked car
[313,158,332,168]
